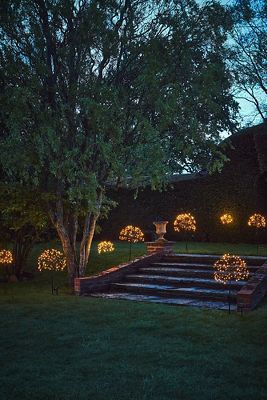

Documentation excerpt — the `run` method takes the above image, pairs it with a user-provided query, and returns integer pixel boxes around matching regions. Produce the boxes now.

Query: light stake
[119,225,144,260]
[38,249,66,295]
[214,254,249,314]
[248,213,266,255]
[173,213,196,253]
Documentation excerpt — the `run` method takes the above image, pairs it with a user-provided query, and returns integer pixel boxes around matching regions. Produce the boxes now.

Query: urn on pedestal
[153,220,168,241]
[146,220,174,254]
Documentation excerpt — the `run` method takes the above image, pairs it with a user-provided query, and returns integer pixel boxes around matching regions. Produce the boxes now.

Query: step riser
[125,276,244,290]
[162,256,264,266]
[163,258,218,265]
[140,269,225,279]
[153,263,258,273]
[110,285,237,303]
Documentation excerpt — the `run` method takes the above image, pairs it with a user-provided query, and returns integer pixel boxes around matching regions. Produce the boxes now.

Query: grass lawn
[0,241,267,400]
[27,240,267,278]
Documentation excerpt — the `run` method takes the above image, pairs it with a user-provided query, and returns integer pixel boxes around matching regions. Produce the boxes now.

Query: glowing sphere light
[174,213,196,232]
[38,249,66,272]
[98,241,115,254]
[119,225,144,243]
[248,213,266,228]
[213,254,249,285]
[220,213,233,225]
[0,249,13,265]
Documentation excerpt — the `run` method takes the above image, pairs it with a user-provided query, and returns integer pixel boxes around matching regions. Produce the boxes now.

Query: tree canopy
[0,0,238,281]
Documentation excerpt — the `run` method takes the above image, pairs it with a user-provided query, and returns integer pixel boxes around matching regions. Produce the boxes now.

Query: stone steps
[163,253,265,266]
[140,266,219,279]
[152,262,260,273]
[90,292,237,311]
[88,253,261,310]
[110,282,238,302]
[125,273,246,290]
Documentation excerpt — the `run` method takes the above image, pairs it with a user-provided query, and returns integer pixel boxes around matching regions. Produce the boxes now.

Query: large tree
[0,0,237,283]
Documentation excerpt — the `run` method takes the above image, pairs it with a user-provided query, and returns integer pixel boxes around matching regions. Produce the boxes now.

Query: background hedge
[98,123,267,243]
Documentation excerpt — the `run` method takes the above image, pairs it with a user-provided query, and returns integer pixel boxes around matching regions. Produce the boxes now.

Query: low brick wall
[237,261,267,312]
[146,240,175,254]
[74,252,163,296]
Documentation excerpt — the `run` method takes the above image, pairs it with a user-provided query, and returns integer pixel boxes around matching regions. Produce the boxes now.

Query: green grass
[0,241,267,400]
[14,240,267,288]
[27,240,267,275]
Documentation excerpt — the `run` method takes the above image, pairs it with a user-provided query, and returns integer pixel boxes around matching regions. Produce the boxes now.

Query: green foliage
[100,126,267,243]
[0,185,50,275]
[0,0,237,201]
[0,0,240,276]
[0,186,48,231]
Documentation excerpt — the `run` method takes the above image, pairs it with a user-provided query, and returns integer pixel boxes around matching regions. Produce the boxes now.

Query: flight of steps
[91,254,265,310]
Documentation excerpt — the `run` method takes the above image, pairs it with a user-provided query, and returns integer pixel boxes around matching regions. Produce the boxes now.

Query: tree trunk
[79,212,91,277]
[55,220,78,286]
[49,191,103,285]
[79,190,103,276]
[49,200,77,286]
[79,213,98,276]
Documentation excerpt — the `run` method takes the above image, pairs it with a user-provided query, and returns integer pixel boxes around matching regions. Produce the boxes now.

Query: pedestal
[146,240,175,254]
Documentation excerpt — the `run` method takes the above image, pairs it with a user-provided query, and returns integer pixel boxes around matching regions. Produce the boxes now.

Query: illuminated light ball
[220,213,233,225]
[213,254,249,285]
[98,241,115,254]
[38,249,66,272]
[248,213,266,228]
[119,225,144,243]
[0,249,13,265]
[173,213,196,232]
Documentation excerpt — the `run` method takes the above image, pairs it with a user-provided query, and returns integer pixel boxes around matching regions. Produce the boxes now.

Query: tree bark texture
[79,191,103,276]
[49,191,103,285]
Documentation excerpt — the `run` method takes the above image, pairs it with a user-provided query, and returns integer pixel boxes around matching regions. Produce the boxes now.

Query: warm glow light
[38,249,66,271]
[248,213,266,228]
[213,254,249,285]
[98,241,115,254]
[220,213,233,224]
[0,249,13,265]
[174,213,196,232]
[119,225,144,243]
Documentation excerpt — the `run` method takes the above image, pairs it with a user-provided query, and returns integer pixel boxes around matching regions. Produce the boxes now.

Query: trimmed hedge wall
[99,123,267,243]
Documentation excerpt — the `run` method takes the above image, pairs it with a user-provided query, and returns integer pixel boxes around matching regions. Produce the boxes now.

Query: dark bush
[99,123,267,243]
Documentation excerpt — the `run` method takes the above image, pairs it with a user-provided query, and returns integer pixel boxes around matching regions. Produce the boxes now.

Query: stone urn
[153,221,168,242]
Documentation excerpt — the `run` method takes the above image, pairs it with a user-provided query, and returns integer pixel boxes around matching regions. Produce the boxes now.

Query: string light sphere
[220,213,233,225]
[213,254,249,285]
[173,213,196,232]
[119,225,144,243]
[38,249,66,272]
[0,249,13,265]
[248,213,266,229]
[98,241,115,254]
